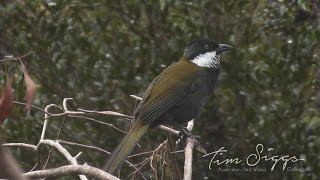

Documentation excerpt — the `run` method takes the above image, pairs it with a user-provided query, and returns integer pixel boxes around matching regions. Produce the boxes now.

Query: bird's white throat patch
[191,51,220,68]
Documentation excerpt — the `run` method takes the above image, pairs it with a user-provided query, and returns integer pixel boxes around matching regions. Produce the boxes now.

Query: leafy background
[1,0,319,179]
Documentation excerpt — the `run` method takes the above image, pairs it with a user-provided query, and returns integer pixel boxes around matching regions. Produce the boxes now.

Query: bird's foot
[174,124,195,148]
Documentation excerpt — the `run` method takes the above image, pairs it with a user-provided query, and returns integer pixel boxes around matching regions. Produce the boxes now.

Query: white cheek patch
[191,51,220,68]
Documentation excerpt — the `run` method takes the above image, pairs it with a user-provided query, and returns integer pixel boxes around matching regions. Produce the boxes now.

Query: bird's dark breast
[159,69,218,125]
[134,59,219,127]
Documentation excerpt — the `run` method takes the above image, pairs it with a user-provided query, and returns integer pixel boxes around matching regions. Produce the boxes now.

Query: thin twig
[159,125,179,136]
[58,140,144,177]
[9,97,189,180]
[68,115,127,134]
[2,143,37,151]
[0,51,34,62]
[127,150,153,158]
[78,109,133,119]
[130,95,142,101]
[43,116,68,170]
[40,104,59,140]
[39,139,87,180]
[13,101,51,115]
[59,140,111,155]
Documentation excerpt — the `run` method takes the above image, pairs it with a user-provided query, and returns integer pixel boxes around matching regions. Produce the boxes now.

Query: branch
[159,125,179,136]
[130,94,142,100]
[0,51,34,62]
[39,139,87,180]
[183,120,195,180]
[78,109,133,119]
[13,101,51,115]
[2,143,37,151]
[23,165,119,180]
[59,140,111,155]
[9,97,191,179]
[35,98,179,142]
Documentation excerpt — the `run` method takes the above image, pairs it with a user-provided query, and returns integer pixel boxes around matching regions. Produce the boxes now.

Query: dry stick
[150,140,168,171]
[45,99,147,178]
[132,94,197,179]
[129,95,142,101]
[59,140,111,155]
[40,104,63,140]
[127,150,154,158]
[183,120,195,180]
[22,97,178,139]
[13,101,52,115]
[0,51,34,62]
[58,140,146,179]
[39,99,73,169]
[2,143,37,151]
[68,115,127,134]
[41,99,89,171]
[11,97,187,179]
[78,109,133,119]
[159,125,179,136]
[40,139,87,180]
[2,141,143,178]
[43,116,68,170]
[31,104,63,171]
[23,165,119,180]
[166,132,182,180]
[129,139,168,178]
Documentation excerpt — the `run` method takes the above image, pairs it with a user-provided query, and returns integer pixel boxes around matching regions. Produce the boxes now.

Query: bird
[102,38,232,175]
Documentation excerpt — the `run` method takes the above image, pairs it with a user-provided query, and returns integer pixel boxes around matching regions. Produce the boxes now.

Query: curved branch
[23,165,119,180]
[39,139,87,180]
[2,143,37,151]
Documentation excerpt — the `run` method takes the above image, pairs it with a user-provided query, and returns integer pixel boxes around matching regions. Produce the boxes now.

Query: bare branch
[60,140,111,155]
[39,139,87,180]
[58,140,144,176]
[40,104,62,140]
[8,97,191,179]
[23,165,119,180]
[159,125,179,136]
[0,51,34,62]
[68,115,127,134]
[13,101,51,115]
[183,120,195,180]
[78,109,133,119]
[2,143,37,151]
[130,95,142,100]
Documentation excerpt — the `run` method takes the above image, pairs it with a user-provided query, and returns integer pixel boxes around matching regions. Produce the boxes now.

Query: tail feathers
[103,121,149,174]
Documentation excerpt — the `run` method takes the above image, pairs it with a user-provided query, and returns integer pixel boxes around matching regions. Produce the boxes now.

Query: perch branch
[183,120,195,180]
[39,139,87,180]
[23,165,119,180]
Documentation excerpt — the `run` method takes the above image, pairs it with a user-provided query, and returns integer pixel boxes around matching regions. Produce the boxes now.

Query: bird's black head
[183,38,232,68]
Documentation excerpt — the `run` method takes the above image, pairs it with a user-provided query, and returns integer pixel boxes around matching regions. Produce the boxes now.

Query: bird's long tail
[103,120,149,174]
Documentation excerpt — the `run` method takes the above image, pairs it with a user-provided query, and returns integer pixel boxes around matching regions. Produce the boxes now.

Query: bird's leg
[173,121,195,139]
[172,122,207,154]
[172,121,196,147]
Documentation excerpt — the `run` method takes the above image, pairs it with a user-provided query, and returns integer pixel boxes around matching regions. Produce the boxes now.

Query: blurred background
[0,0,319,179]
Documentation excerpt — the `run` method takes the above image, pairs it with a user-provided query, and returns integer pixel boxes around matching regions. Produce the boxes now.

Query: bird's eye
[205,44,210,49]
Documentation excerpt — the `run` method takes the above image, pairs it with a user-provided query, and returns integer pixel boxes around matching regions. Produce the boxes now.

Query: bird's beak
[217,44,233,53]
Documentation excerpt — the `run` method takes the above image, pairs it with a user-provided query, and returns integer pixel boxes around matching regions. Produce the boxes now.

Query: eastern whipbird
[100,38,232,175]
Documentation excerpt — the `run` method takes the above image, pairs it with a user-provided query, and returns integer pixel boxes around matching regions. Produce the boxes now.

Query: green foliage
[1,0,319,179]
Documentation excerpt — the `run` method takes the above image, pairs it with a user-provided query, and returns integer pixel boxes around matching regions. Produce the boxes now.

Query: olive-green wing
[134,61,202,124]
